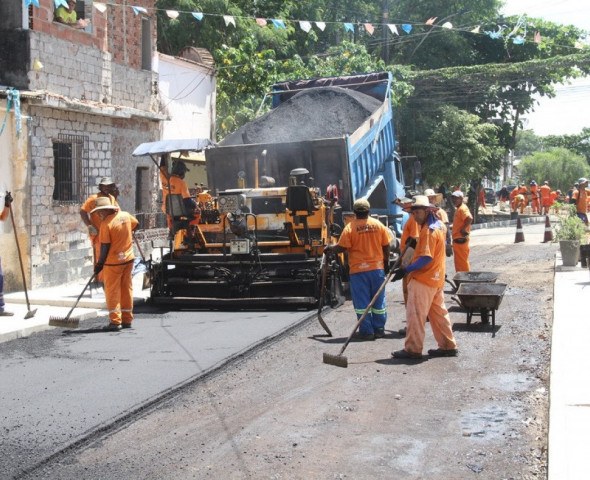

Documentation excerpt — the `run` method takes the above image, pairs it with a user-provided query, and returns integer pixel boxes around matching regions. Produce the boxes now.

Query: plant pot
[559,240,581,267]
[580,244,590,267]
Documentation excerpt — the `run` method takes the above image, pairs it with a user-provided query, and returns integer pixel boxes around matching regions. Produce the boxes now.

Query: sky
[501,0,590,135]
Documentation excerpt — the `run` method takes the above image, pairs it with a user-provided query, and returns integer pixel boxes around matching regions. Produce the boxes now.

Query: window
[52,134,89,204]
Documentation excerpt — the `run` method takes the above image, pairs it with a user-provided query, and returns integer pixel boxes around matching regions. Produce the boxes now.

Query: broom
[48,274,96,328]
[323,263,398,368]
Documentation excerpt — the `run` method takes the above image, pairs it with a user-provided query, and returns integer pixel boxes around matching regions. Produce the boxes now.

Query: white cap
[451,191,464,198]
[424,188,436,196]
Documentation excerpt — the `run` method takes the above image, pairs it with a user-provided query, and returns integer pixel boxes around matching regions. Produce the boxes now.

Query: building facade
[0,0,165,289]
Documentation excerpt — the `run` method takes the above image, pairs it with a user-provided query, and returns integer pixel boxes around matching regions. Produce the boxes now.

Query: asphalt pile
[221,86,382,146]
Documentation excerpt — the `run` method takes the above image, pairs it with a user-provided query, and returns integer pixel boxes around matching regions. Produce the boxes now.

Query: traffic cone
[514,217,525,243]
[542,215,553,243]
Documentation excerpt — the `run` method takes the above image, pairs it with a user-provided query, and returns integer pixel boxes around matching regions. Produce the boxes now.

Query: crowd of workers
[328,175,590,359]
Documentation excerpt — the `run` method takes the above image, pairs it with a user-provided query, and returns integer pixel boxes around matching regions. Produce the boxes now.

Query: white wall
[155,54,215,140]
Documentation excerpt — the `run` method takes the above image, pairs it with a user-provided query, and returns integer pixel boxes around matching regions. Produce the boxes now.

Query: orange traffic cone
[514,217,525,243]
[542,215,553,243]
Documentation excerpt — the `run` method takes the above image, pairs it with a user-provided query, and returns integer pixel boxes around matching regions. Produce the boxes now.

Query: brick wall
[28,106,159,288]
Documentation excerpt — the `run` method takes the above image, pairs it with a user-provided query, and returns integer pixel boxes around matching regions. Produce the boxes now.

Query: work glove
[405,237,417,249]
[4,191,13,207]
[94,263,104,276]
[88,225,98,236]
[390,267,406,282]
[384,261,390,274]
[445,244,453,257]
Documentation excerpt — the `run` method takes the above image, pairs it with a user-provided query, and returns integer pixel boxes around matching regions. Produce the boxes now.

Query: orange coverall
[530,185,540,213]
[80,193,118,281]
[540,184,552,213]
[98,210,139,326]
[452,203,472,272]
[400,214,420,303]
[404,220,457,355]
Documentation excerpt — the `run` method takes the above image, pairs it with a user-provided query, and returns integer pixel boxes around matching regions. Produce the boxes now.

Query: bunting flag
[166,10,179,20]
[471,26,481,33]
[512,35,525,45]
[131,6,148,16]
[401,24,412,34]
[192,12,203,21]
[93,2,107,13]
[53,0,67,8]
[364,23,374,35]
[485,26,504,39]
[425,17,437,26]
[299,21,312,33]
[223,15,236,27]
[24,0,40,7]
[256,18,267,27]
[388,24,399,35]
[0,88,22,138]
[534,31,542,44]
[343,23,354,33]
[316,21,326,31]
[442,22,453,29]
[271,19,286,29]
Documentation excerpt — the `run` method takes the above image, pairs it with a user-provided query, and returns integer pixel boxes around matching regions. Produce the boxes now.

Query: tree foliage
[414,105,503,186]
[518,148,590,192]
[515,128,590,163]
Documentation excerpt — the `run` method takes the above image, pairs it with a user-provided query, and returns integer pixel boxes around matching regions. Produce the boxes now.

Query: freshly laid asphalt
[1,217,588,480]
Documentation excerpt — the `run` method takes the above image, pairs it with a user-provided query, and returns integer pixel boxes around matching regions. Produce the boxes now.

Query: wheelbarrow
[455,282,507,337]
[449,271,498,293]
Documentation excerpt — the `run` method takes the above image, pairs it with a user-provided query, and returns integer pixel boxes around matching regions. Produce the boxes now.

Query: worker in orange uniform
[91,197,139,331]
[571,177,590,225]
[529,180,540,214]
[159,156,196,230]
[391,195,458,359]
[324,198,393,340]
[540,181,552,215]
[79,177,119,284]
[397,197,420,305]
[451,190,473,272]
[478,187,486,213]
[0,191,14,316]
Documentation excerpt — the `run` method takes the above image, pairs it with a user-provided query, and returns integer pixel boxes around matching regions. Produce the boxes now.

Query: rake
[48,274,95,328]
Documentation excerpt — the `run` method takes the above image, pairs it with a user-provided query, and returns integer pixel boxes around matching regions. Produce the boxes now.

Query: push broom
[48,274,96,328]
[323,263,398,368]
[8,204,37,319]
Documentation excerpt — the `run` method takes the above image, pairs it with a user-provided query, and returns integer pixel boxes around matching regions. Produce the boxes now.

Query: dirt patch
[40,241,554,479]
[221,87,381,146]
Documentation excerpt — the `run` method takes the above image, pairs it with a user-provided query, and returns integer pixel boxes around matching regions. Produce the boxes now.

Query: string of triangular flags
[27,1,548,46]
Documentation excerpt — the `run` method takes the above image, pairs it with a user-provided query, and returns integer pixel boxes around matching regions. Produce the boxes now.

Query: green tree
[514,129,545,157]
[413,105,503,186]
[518,148,590,192]
[543,128,590,163]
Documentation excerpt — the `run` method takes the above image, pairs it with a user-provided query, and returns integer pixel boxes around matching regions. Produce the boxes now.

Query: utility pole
[382,0,389,63]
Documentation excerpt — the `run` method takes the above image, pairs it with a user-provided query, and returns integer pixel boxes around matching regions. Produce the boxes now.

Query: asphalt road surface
[1,222,554,479]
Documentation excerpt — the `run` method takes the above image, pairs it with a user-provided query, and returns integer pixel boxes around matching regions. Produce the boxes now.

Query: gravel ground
[32,239,555,480]
[221,87,381,146]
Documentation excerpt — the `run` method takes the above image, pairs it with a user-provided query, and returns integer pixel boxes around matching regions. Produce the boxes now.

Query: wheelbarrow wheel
[480,308,490,324]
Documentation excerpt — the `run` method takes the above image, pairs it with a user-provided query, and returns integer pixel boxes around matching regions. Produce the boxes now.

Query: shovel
[8,203,37,319]
[316,253,333,336]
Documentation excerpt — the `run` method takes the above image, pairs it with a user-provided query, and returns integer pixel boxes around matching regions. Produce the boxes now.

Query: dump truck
[133,72,409,308]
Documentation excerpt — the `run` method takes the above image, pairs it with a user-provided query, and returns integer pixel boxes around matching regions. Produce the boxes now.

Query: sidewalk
[0,275,149,343]
[0,251,587,478]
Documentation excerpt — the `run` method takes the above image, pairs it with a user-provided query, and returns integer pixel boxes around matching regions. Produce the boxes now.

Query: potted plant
[554,205,587,266]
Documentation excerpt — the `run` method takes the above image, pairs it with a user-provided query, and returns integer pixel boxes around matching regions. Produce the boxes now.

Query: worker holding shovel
[0,191,14,316]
